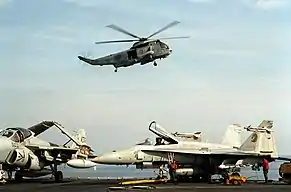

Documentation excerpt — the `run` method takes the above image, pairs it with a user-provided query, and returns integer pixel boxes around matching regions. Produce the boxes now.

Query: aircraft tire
[55,171,63,183]
[14,172,23,182]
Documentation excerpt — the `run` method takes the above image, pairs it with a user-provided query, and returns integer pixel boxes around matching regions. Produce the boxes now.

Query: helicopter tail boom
[78,56,96,65]
[78,55,115,66]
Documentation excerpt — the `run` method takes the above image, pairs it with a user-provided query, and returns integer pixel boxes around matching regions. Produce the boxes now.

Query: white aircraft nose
[92,150,135,165]
[0,137,13,163]
[92,151,123,164]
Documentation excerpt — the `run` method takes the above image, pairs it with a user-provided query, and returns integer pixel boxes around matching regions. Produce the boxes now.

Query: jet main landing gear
[14,171,23,182]
[51,157,63,183]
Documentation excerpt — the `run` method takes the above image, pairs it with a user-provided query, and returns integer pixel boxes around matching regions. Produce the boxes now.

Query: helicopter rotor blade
[106,24,141,39]
[95,39,139,44]
[157,36,191,40]
[146,21,181,39]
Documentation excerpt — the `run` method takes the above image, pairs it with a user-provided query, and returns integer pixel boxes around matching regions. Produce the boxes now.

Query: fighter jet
[0,121,97,182]
[139,120,278,181]
[92,121,243,172]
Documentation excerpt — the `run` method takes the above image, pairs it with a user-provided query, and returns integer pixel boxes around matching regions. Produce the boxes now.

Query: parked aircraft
[0,121,96,182]
[140,120,278,181]
[91,122,243,172]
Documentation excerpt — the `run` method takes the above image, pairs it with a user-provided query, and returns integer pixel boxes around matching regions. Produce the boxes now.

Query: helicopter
[78,21,190,72]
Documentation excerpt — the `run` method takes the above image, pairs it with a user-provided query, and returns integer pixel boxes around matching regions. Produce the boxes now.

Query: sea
[58,160,286,181]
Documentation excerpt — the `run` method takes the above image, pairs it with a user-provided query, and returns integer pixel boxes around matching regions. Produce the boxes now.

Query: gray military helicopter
[78,21,190,72]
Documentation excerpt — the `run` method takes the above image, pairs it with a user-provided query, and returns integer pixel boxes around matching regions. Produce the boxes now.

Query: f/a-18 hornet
[92,120,287,181]
[78,21,190,72]
[92,122,243,175]
[0,121,97,182]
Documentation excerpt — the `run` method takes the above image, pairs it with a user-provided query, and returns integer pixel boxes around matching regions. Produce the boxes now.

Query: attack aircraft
[0,121,97,182]
[91,122,243,177]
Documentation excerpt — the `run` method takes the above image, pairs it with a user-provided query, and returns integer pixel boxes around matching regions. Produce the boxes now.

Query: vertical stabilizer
[239,120,278,158]
[221,124,242,148]
[71,129,87,148]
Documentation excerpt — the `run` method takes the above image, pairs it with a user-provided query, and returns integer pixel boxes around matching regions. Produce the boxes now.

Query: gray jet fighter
[92,122,243,172]
[78,21,190,72]
[140,120,279,181]
[0,121,97,182]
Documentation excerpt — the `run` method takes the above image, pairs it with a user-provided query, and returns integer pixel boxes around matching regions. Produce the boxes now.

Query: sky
[0,0,291,155]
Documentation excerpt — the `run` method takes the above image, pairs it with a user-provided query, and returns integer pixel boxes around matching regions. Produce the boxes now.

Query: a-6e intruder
[0,121,97,182]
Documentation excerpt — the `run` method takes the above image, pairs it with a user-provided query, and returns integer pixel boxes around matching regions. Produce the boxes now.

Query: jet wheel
[153,62,157,66]
[15,172,23,182]
[55,171,63,182]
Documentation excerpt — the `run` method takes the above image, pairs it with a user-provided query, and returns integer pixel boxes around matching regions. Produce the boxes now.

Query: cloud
[248,0,289,10]
[187,0,215,3]
[205,49,257,57]
[0,0,12,8]
[32,33,75,44]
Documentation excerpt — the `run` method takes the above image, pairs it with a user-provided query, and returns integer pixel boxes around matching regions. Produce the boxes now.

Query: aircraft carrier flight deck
[1,178,291,192]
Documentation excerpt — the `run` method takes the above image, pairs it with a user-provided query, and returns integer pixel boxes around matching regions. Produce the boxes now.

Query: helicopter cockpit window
[136,138,153,145]
[160,42,168,49]
[133,42,150,49]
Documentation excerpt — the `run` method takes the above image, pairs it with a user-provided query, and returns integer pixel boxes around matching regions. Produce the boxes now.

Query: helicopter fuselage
[78,40,172,71]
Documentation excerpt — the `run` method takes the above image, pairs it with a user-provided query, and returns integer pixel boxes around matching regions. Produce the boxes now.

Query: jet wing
[28,121,56,136]
[26,145,97,159]
[29,121,92,151]
[149,121,179,144]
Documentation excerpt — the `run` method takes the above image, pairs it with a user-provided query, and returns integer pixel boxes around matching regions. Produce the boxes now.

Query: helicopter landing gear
[153,61,157,66]
[114,68,118,72]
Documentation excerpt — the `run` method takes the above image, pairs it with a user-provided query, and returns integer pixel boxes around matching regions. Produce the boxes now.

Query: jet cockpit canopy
[0,127,32,142]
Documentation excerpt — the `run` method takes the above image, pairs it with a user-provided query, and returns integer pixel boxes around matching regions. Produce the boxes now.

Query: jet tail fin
[220,124,242,148]
[239,120,278,158]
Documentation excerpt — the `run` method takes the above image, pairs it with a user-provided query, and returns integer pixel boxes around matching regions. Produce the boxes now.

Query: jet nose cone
[92,150,135,165]
[92,153,118,164]
[0,137,13,163]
